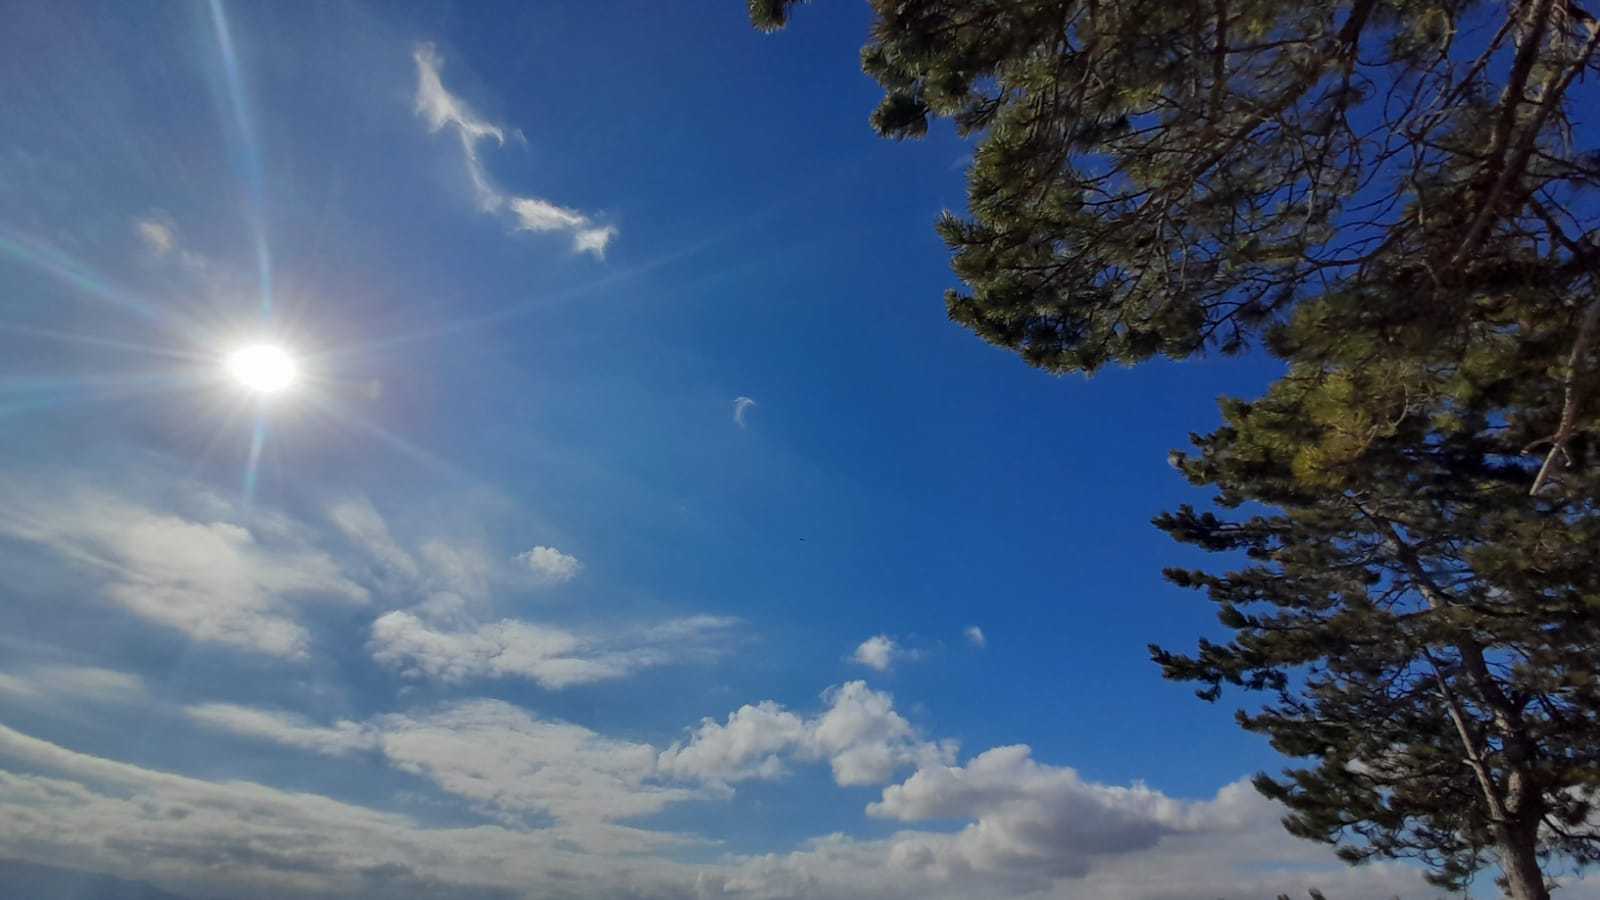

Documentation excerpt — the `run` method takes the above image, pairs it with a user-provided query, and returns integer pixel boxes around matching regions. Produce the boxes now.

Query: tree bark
[1498,819,1551,900]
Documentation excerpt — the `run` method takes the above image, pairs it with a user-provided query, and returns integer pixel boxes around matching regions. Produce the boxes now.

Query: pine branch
[1527,298,1600,494]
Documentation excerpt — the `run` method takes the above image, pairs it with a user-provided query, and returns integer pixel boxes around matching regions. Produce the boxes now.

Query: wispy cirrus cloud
[367,611,737,689]
[733,396,757,428]
[186,699,690,827]
[413,44,617,259]
[133,218,176,256]
[0,664,145,704]
[0,479,368,659]
[0,722,705,899]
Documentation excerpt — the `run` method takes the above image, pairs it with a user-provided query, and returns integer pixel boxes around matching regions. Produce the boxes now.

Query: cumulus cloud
[658,681,956,788]
[963,626,986,649]
[368,611,737,689]
[701,752,1436,900]
[515,545,582,584]
[414,44,616,258]
[0,481,367,658]
[851,634,918,672]
[866,745,1236,879]
[733,396,757,428]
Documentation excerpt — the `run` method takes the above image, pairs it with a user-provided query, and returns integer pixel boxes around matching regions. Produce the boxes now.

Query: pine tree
[755,2,1600,897]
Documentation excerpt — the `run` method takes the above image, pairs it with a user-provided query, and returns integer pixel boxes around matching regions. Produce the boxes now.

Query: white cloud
[515,545,582,584]
[413,44,616,258]
[701,752,1437,900]
[657,681,956,788]
[0,722,704,900]
[3,713,1444,900]
[328,498,419,582]
[418,539,494,601]
[0,673,34,698]
[134,218,175,256]
[34,665,146,701]
[368,610,736,689]
[866,745,1232,879]
[850,634,910,672]
[0,665,145,703]
[963,626,986,649]
[0,481,368,658]
[574,225,619,257]
[508,197,587,231]
[190,698,691,827]
[733,396,757,428]
[378,700,691,826]
[131,212,210,273]
[186,704,379,758]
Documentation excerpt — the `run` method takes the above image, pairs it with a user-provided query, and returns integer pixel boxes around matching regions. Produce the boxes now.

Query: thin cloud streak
[413,44,616,259]
[733,396,757,428]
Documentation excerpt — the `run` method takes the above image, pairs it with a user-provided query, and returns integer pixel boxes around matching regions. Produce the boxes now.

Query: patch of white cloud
[35,665,146,701]
[3,705,1442,900]
[657,681,956,788]
[0,480,368,658]
[414,44,616,258]
[516,545,582,584]
[189,698,689,827]
[328,497,420,582]
[851,634,916,672]
[131,212,210,273]
[134,217,175,256]
[507,196,587,231]
[186,704,379,758]
[963,625,986,649]
[700,754,1435,900]
[733,396,757,428]
[379,700,692,826]
[368,610,737,689]
[866,745,1237,878]
[0,673,34,698]
[0,722,704,900]
[575,225,619,257]
[0,665,146,703]
[418,539,495,602]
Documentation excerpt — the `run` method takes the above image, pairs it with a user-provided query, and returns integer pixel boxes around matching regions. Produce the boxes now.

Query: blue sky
[0,3,1580,899]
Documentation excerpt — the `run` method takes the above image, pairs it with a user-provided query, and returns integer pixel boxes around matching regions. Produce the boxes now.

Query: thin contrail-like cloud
[733,396,757,428]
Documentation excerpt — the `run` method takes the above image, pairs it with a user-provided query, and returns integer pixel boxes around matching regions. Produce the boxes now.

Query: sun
[226,343,298,395]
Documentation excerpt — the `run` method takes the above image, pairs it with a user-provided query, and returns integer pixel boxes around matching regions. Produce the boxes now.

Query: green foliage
[755,1,1600,896]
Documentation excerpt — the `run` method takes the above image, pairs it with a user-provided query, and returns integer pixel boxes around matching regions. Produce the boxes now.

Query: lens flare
[226,344,296,394]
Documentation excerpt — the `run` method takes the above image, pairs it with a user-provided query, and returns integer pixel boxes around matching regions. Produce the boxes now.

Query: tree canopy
[753,2,1600,897]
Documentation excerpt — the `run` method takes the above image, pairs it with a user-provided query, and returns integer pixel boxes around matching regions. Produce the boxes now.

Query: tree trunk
[1498,824,1550,900]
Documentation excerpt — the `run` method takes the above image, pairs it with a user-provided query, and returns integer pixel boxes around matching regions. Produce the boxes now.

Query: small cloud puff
[134,218,176,256]
[516,545,582,584]
[851,634,907,672]
[733,396,757,428]
[964,626,986,649]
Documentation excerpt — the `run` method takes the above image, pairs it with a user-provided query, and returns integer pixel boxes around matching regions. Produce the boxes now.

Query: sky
[1,3,1593,899]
